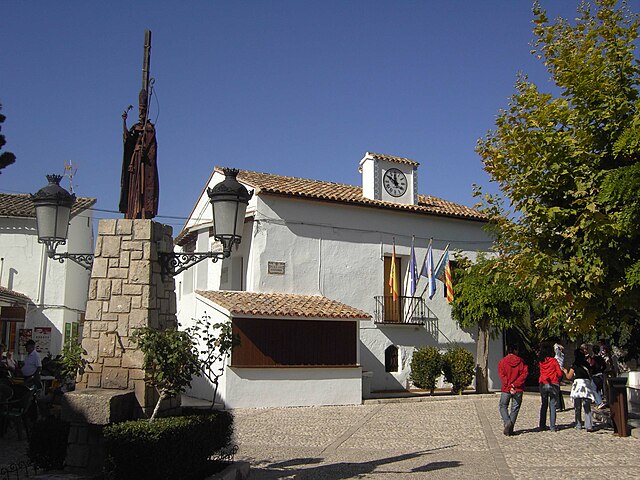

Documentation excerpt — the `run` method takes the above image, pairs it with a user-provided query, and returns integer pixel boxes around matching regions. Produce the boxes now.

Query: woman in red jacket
[538,342,563,432]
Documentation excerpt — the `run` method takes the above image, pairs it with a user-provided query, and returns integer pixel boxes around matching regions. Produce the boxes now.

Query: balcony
[374,295,429,325]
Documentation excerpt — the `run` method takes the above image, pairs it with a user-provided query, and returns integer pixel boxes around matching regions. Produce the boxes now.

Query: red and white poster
[33,327,52,356]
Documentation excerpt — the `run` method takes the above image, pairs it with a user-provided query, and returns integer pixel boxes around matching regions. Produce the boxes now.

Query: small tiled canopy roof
[196,290,371,320]
[363,151,420,167]
[0,193,96,218]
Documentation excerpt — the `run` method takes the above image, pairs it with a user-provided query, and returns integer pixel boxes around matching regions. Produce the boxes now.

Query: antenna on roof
[63,160,77,194]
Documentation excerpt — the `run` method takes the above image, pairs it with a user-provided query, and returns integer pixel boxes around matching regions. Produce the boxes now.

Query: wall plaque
[268,261,286,275]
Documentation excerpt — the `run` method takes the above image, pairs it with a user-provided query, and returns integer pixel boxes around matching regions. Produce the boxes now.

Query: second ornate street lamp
[31,168,253,276]
[158,168,253,275]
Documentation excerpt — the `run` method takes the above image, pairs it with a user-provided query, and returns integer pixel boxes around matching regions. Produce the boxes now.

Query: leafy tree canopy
[0,103,16,174]
[476,0,640,345]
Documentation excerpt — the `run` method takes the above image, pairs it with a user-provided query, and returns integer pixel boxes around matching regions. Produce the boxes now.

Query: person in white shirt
[21,339,42,389]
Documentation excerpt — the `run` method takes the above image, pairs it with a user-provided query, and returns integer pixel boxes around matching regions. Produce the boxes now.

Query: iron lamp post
[158,168,253,275]
[31,175,94,270]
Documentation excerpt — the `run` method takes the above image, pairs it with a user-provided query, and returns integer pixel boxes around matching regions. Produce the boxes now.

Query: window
[231,318,357,367]
[385,345,399,372]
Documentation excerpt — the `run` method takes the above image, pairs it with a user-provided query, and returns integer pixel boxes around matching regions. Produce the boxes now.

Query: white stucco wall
[176,171,502,404]
[0,211,93,356]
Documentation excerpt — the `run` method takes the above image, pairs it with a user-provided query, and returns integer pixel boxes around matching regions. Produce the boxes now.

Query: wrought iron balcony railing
[374,295,428,325]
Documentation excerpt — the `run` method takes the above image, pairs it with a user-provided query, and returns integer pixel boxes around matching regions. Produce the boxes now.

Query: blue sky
[1,1,585,233]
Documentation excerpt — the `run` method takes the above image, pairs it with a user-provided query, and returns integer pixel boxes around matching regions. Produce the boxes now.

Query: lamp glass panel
[212,200,239,238]
[35,205,59,241]
[54,206,71,240]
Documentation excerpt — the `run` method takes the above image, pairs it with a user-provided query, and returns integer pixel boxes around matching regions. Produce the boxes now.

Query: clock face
[383,168,407,197]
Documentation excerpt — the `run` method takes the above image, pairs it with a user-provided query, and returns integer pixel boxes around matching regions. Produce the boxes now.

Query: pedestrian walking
[553,340,566,411]
[538,342,563,432]
[498,344,528,436]
[565,347,599,432]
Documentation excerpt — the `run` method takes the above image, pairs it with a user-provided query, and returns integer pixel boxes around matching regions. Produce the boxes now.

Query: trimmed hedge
[442,346,475,394]
[103,411,233,480]
[409,346,443,393]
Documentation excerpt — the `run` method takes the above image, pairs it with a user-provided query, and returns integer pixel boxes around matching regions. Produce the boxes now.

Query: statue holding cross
[119,30,159,220]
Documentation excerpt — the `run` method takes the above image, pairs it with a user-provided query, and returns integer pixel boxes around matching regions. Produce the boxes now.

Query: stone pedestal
[63,219,179,474]
[76,219,179,417]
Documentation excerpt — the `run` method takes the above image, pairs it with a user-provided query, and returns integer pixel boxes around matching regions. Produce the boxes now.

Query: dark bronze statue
[119,30,159,219]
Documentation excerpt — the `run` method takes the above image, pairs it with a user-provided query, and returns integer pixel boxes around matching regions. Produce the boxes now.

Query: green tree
[0,103,16,174]
[476,0,640,342]
[450,255,534,393]
[441,346,475,395]
[184,312,238,409]
[131,327,201,421]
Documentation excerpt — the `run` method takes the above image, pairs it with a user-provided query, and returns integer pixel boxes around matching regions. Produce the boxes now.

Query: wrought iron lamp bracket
[42,240,94,270]
[158,250,230,277]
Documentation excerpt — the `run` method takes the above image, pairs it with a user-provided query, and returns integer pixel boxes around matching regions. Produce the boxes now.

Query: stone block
[85,301,102,322]
[98,219,117,236]
[122,283,143,296]
[82,338,99,362]
[133,220,152,240]
[116,219,133,235]
[102,368,129,389]
[111,279,122,296]
[109,296,131,313]
[91,258,109,278]
[122,240,143,251]
[121,349,145,369]
[88,279,97,301]
[99,334,116,357]
[101,236,121,258]
[62,388,136,425]
[129,260,151,284]
[108,267,129,279]
[128,309,148,329]
[96,279,111,300]
[131,250,143,260]
[131,296,142,310]
[103,357,122,368]
[87,373,102,388]
[108,258,120,268]
[119,251,130,268]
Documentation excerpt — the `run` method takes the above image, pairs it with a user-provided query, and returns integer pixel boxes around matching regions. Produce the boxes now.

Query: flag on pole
[409,237,418,296]
[389,240,400,302]
[433,244,450,283]
[445,258,454,303]
[420,239,436,299]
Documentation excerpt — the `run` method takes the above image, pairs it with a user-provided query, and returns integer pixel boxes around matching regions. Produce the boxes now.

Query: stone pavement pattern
[232,393,639,479]
[1,392,637,479]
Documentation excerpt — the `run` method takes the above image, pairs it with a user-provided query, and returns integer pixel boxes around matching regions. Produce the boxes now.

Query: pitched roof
[196,290,371,320]
[0,193,96,219]
[0,286,31,303]
[222,167,486,221]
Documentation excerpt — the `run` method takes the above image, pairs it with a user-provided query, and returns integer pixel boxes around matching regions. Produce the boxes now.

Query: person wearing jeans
[538,342,563,431]
[498,345,528,436]
[565,347,597,432]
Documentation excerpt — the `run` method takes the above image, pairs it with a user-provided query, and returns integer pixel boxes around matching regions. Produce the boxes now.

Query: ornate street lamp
[31,175,94,270]
[158,168,253,275]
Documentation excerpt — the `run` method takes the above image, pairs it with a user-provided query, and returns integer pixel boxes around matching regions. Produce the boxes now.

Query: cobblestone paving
[232,393,639,479]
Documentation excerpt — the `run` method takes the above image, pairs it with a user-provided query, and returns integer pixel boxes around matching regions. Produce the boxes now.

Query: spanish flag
[389,241,400,302]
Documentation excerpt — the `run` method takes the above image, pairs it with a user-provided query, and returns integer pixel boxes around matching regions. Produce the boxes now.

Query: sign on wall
[268,261,286,275]
[33,327,52,356]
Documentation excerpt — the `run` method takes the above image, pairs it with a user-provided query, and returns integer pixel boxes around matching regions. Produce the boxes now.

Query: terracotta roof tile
[216,167,486,221]
[196,290,371,320]
[365,152,420,167]
[0,193,96,219]
[0,286,31,302]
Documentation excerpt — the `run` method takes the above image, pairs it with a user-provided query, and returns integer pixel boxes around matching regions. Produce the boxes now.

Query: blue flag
[420,241,436,299]
[409,239,418,296]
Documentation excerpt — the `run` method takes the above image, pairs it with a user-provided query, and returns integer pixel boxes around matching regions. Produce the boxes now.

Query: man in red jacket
[498,344,529,436]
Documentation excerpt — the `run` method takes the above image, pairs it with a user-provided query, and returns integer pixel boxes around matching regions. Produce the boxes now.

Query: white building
[0,192,95,358]
[176,152,500,408]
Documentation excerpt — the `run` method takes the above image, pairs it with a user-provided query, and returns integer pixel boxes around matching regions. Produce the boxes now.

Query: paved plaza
[1,392,637,479]
[232,392,639,480]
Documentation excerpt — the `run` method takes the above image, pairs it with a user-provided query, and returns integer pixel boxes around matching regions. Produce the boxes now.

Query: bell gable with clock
[359,152,418,205]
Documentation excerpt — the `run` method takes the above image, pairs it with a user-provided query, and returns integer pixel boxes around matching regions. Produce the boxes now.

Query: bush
[103,411,233,480]
[28,416,71,471]
[409,346,443,394]
[442,346,475,394]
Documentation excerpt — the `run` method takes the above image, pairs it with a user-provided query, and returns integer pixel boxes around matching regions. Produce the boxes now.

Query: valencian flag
[389,240,400,302]
[445,259,454,303]
[420,239,436,299]
[409,236,418,296]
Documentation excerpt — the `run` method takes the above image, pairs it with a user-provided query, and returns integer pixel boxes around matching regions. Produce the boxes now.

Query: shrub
[442,346,475,394]
[409,346,443,394]
[103,411,233,480]
[28,416,71,471]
